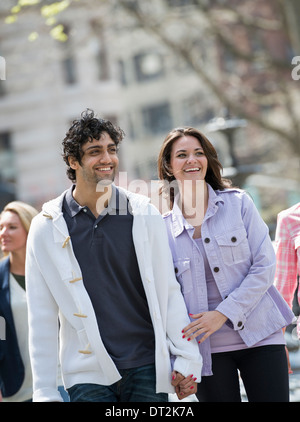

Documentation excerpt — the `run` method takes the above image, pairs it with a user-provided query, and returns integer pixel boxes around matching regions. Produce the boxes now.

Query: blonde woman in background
[0,201,38,401]
[0,201,69,403]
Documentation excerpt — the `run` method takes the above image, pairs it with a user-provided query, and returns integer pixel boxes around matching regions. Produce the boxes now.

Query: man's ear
[68,156,79,170]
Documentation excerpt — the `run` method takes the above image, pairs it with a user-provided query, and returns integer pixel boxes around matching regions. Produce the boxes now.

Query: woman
[157,127,295,402]
[0,201,38,401]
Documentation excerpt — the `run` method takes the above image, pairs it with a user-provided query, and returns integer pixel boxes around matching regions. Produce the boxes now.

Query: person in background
[25,109,202,402]
[274,203,300,349]
[157,126,295,402]
[0,201,38,401]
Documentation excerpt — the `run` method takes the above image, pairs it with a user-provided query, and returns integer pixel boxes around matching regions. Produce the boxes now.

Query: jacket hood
[41,185,151,218]
[42,190,67,219]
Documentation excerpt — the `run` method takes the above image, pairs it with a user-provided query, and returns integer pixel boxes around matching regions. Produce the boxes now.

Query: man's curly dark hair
[62,109,125,182]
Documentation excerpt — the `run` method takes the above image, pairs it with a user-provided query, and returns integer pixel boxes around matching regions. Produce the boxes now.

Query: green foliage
[40,0,71,19]
[4,0,79,41]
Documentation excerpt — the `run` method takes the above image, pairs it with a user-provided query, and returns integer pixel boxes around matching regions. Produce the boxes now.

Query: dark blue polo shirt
[62,185,155,370]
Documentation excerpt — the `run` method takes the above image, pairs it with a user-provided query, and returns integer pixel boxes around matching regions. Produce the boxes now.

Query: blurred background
[0,0,299,238]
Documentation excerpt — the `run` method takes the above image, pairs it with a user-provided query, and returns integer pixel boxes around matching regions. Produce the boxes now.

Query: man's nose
[99,150,111,162]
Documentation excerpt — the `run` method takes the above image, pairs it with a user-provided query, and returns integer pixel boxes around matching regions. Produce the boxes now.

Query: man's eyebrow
[84,143,116,151]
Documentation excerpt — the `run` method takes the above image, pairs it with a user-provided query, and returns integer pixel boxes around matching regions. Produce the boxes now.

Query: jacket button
[213,267,219,273]
[231,236,237,243]
[175,267,178,273]
[237,321,243,328]
[204,238,210,243]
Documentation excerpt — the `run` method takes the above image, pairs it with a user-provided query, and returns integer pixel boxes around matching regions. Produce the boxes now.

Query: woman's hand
[182,311,228,344]
[171,371,197,400]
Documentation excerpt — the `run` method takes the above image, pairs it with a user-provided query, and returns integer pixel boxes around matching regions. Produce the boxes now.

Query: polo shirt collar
[63,183,127,218]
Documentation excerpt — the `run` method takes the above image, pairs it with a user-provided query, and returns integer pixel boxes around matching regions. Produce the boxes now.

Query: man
[25,109,202,402]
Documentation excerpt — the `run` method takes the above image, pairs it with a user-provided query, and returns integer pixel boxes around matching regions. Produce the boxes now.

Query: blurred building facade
[0,0,223,208]
[0,0,299,224]
[0,1,122,208]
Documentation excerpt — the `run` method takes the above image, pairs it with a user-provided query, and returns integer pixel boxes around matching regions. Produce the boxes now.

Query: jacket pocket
[215,226,251,266]
[241,289,290,346]
[61,327,99,375]
[174,258,193,294]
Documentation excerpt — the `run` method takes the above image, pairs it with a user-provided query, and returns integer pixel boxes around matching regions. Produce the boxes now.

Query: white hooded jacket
[25,187,202,402]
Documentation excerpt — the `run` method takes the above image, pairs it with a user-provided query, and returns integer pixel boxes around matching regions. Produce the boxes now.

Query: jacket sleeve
[216,192,277,330]
[25,219,63,402]
[147,209,203,381]
[274,212,298,309]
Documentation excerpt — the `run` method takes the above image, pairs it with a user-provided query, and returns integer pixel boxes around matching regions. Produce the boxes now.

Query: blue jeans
[67,363,168,402]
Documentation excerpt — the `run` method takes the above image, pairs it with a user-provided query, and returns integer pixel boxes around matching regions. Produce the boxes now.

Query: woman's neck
[180,180,208,227]
[9,249,26,276]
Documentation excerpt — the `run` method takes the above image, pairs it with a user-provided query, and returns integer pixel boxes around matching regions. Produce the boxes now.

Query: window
[118,59,127,86]
[62,55,77,85]
[91,20,110,81]
[134,52,164,82]
[142,102,172,135]
[0,132,15,182]
[167,0,197,6]
[0,80,6,97]
[0,132,15,208]
[182,94,214,127]
[60,25,77,85]
[0,48,6,96]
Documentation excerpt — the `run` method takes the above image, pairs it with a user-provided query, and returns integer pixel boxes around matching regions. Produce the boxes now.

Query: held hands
[171,371,197,400]
[172,311,227,400]
[182,310,228,344]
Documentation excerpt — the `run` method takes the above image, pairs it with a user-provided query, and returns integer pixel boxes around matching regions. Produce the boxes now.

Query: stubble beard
[83,166,116,187]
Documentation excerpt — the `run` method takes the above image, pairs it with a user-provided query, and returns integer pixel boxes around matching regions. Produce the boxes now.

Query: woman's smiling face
[170,135,208,184]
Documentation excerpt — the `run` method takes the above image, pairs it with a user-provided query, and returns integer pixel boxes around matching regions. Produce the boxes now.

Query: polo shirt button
[204,238,210,243]
[231,236,237,242]
[213,267,219,273]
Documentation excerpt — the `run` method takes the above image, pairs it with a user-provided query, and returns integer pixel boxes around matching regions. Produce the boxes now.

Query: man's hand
[171,371,197,400]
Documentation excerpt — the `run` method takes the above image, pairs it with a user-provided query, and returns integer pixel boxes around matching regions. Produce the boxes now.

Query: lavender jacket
[163,184,295,376]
